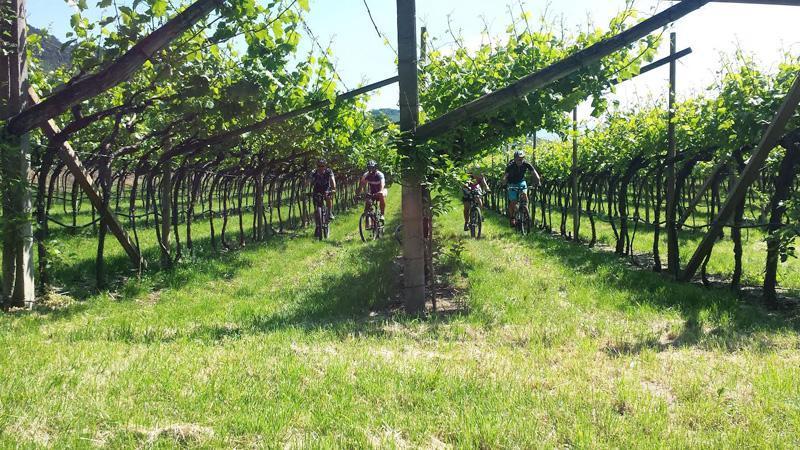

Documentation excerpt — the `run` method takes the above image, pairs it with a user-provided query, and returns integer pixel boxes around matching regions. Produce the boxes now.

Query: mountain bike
[359,193,384,242]
[508,185,531,236]
[311,190,333,241]
[465,189,483,239]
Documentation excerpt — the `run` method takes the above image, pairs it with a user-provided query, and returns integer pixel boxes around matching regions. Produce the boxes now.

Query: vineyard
[1,0,800,447]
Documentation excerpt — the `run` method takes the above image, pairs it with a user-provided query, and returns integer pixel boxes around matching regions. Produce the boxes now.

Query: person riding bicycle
[358,160,387,226]
[309,159,336,220]
[462,168,490,231]
[503,149,541,227]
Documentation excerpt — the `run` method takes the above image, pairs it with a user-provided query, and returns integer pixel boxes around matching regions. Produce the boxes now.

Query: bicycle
[508,185,531,236]
[311,190,333,241]
[465,188,484,239]
[359,193,384,242]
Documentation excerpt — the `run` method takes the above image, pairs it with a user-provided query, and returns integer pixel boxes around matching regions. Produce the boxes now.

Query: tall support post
[1,0,35,307]
[397,0,426,312]
[682,72,800,281]
[572,107,580,241]
[419,26,434,294]
[665,32,680,276]
[159,167,172,267]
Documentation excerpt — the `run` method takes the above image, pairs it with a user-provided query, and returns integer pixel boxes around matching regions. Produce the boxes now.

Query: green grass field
[1,190,799,448]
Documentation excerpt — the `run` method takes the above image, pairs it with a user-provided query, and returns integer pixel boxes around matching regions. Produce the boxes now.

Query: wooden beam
[681,71,800,281]
[609,48,692,86]
[415,0,710,141]
[28,88,142,268]
[6,0,224,136]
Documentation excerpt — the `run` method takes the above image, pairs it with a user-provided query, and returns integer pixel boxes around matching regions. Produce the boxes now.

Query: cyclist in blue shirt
[503,149,541,227]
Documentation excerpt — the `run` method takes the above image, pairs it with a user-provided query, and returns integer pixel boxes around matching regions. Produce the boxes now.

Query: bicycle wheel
[316,207,326,241]
[471,207,483,239]
[518,206,530,236]
[394,224,403,245]
[359,213,370,242]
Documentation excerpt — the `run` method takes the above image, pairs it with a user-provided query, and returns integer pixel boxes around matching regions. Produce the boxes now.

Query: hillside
[370,108,400,123]
[29,26,73,72]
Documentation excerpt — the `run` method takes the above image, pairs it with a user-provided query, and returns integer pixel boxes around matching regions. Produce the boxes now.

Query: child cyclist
[462,167,490,231]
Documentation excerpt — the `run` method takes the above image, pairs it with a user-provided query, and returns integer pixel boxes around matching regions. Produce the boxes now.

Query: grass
[1,189,799,447]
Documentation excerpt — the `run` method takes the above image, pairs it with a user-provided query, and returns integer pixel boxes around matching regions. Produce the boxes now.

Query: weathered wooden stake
[572,107,580,241]
[1,0,34,307]
[665,32,680,276]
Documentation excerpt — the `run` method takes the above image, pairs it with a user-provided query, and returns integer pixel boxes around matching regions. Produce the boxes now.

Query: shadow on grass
[47,215,466,344]
[482,211,799,353]
[10,224,292,324]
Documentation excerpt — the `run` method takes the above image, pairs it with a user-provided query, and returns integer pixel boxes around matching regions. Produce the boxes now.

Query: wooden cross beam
[681,72,800,281]
[415,0,711,141]
[609,48,692,86]
[28,88,142,268]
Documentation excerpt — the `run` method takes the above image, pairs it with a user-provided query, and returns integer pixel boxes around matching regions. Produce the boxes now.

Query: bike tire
[359,213,369,242]
[471,207,483,239]
[394,224,403,245]
[316,207,326,241]
[518,206,530,236]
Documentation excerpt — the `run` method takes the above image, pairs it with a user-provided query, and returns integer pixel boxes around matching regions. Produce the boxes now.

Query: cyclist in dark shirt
[503,149,541,227]
[309,159,336,220]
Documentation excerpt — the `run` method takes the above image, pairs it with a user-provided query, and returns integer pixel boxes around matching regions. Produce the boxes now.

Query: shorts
[507,181,527,202]
[370,188,388,198]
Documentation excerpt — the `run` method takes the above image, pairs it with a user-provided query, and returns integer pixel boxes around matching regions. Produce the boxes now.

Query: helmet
[513,150,525,159]
[316,158,327,166]
[367,160,378,169]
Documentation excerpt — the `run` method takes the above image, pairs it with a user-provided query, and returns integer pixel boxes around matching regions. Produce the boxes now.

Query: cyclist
[358,160,387,226]
[462,167,490,231]
[309,159,336,220]
[503,149,541,227]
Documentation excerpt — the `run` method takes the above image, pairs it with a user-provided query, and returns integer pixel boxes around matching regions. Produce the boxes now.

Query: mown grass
[1,190,799,448]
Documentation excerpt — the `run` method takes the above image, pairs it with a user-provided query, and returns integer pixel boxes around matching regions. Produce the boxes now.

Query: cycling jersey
[362,170,385,195]
[310,168,334,193]
[505,161,536,184]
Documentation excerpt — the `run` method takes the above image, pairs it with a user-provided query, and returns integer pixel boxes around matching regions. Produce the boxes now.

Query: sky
[26,0,800,124]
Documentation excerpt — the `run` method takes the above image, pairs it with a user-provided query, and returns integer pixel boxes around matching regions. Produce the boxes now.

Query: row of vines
[4,0,398,298]
[477,54,799,304]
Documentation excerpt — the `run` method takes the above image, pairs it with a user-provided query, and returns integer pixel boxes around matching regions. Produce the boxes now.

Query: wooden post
[1,0,35,307]
[665,32,680,276]
[397,0,426,312]
[572,107,580,241]
[682,72,800,281]
[160,167,172,266]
